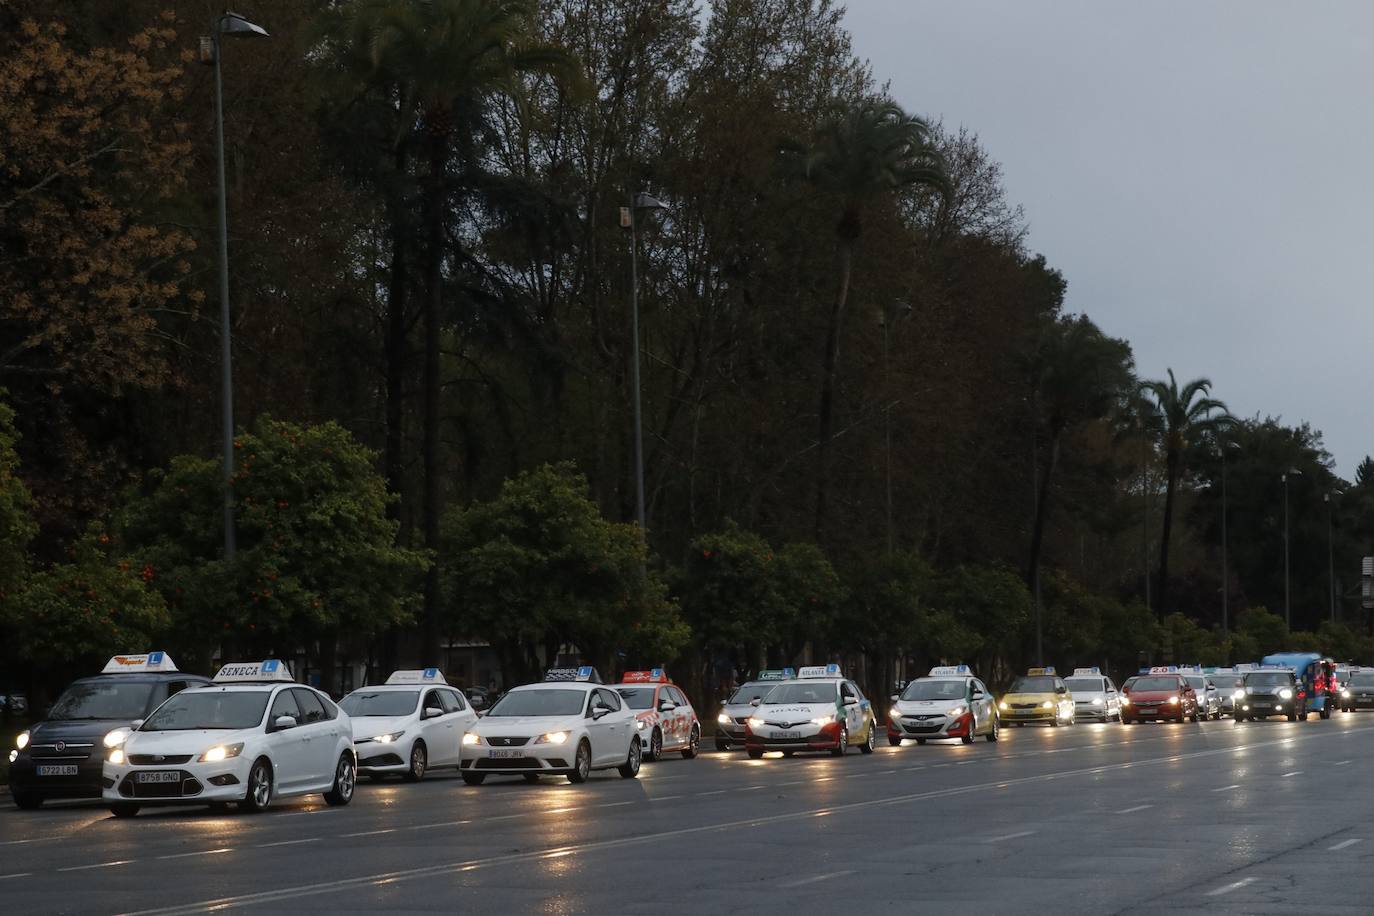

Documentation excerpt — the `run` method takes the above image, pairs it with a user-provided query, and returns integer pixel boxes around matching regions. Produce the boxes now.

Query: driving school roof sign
[386,668,446,685]
[214,659,295,683]
[101,652,178,674]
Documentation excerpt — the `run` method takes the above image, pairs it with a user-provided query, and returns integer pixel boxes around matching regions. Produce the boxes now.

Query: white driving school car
[101,660,356,817]
[459,667,641,785]
[342,669,478,782]
[887,665,999,744]
[743,664,879,758]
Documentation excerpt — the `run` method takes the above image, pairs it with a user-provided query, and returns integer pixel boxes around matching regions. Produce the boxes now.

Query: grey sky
[843,1,1372,475]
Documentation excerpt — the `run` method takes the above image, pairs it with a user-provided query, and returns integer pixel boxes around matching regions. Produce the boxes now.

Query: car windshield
[47,680,156,721]
[1209,677,1242,690]
[726,683,774,705]
[1245,672,1291,687]
[141,691,269,731]
[1130,677,1179,691]
[1184,677,1208,690]
[762,683,836,704]
[900,680,967,701]
[485,688,585,717]
[1350,674,1374,688]
[616,687,656,709]
[1008,676,1056,693]
[1065,678,1104,694]
[340,690,418,717]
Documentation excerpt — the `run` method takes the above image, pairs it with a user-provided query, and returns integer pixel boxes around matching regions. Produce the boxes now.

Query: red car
[1120,672,1200,723]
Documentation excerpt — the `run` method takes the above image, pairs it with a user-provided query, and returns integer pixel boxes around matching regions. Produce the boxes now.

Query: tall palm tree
[785,98,949,541]
[1141,369,1231,612]
[343,0,583,664]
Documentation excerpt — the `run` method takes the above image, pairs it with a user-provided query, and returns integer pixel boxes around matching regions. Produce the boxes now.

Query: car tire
[1321,706,1331,720]
[461,772,486,786]
[915,738,927,745]
[682,724,700,759]
[986,717,999,742]
[859,721,876,754]
[568,740,592,783]
[109,803,140,818]
[961,719,975,745]
[404,741,427,783]
[324,752,356,806]
[618,738,642,779]
[1287,712,1298,722]
[714,738,730,751]
[647,728,662,762]
[523,773,541,783]
[239,758,273,813]
[888,736,902,747]
[829,726,848,757]
[11,790,43,810]
[746,747,763,759]
[1191,709,1200,723]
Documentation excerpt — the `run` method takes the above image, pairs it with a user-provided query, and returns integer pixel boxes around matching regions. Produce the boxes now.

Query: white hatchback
[342,670,478,782]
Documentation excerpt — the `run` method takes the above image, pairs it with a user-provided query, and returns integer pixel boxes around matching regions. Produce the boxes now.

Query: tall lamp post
[1326,488,1343,624]
[202,11,268,561]
[879,300,912,555]
[1282,467,1304,629]
[625,192,668,535]
[1219,440,1241,640]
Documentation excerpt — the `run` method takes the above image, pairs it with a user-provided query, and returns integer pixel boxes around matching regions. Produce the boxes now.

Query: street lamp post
[1326,489,1343,624]
[1282,468,1303,629]
[1220,441,1240,640]
[880,300,912,555]
[626,192,667,536]
[204,11,268,562]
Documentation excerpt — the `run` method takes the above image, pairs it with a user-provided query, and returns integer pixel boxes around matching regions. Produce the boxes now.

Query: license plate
[771,730,801,740]
[135,771,181,784]
[487,749,522,759]
[1137,708,1157,715]
[36,765,77,777]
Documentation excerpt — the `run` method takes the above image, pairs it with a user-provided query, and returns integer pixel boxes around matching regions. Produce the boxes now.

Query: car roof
[187,683,292,694]
[72,672,212,685]
[345,684,431,693]
[510,681,596,693]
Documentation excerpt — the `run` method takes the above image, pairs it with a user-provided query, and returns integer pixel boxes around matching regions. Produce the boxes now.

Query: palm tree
[1141,369,1231,612]
[785,98,949,541]
[342,0,584,664]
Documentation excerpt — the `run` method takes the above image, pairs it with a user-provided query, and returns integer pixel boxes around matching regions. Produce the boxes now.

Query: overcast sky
[842,1,1372,475]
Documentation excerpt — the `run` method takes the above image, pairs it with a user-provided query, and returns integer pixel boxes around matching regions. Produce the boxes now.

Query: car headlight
[108,748,125,765]
[534,731,569,745]
[1120,697,1131,706]
[717,712,731,724]
[462,732,482,746]
[1092,697,1104,706]
[890,707,903,721]
[1167,696,1179,705]
[1342,689,1352,698]
[946,706,967,718]
[198,742,244,763]
[1041,701,1053,709]
[998,701,1009,711]
[15,731,29,750]
[103,728,131,749]
[810,714,837,726]
[1279,688,1293,700]
[1232,690,1245,701]
[7,749,15,764]
[747,716,766,729]
[375,731,406,744]
[636,719,647,730]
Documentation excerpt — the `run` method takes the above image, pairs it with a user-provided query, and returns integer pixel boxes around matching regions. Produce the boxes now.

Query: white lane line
[600,801,636,808]
[257,838,319,849]
[779,870,853,888]
[0,873,33,881]
[58,860,134,872]
[1212,784,1240,792]
[1205,877,1256,897]
[696,790,727,797]
[652,795,682,801]
[342,828,397,839]
[987,830,1036,843]
[156,848,230,861]
[1282,770,1303,777]
[1336,759,1353,766]
[1329,838,1363,851]
[1114,804,1153,814]
[0,837,62,847]
[117,728,1372,916]
[740,785,765,791]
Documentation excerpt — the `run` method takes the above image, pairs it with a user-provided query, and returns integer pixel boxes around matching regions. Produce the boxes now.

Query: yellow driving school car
[997,667,1075,726]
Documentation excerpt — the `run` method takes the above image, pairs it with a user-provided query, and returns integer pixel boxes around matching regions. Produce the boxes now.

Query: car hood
[126,729,254,756]
[893,700,966,715]
[1001,693,1060,704]
[351,715,411,740]
[472,715,584,735]
[753,703,835,720]
[721,703,760,717]
[27,720,125,744]
[1125,690,1180,702]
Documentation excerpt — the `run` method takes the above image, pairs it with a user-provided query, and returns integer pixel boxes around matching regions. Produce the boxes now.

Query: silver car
[714,670,793,750]
[1183,674,1221,720]
[1064,670,1121,722]
[1207,673,1243,717]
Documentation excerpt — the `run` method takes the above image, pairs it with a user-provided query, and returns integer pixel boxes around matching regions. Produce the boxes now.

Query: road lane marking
[1335,760,1352,766]
[1212,784,1239,792]
[1329,838,1363,851]
[652,795,682,801]
[1282,770,1303,777]
[116,728,1374,916]
[156,849,230,861]
[0,873,33,881]
[59,860,133,872]
[987,831,1036,843]
[780,870,852,888]
[696,790,727,796]
[1205,877,1256,897]
[0,837,62,847]
[257,838,319,849]
[1115,805,1153,814]
[341,828,397,838]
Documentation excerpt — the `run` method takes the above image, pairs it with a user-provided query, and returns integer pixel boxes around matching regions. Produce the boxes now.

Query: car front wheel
[568,740,592,783]
[240,758,273,813]
[829,726,848,757]
[859,721,876,754]
[404,741,427,782]
[11,790,42,810]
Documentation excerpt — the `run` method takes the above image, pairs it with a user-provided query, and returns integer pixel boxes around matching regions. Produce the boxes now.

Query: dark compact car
[8,655,211,809]
[1120,674,1200,724]
[1235,669,1304,722]
[1340,670,1374,712]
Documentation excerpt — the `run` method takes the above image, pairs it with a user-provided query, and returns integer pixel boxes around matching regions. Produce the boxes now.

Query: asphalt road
[4,715,1374,915]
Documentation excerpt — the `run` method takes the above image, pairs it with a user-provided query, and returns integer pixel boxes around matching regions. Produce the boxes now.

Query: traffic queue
[3,650,1361,818]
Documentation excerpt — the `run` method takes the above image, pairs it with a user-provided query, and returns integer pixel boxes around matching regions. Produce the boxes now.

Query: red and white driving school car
[613,670,701,761]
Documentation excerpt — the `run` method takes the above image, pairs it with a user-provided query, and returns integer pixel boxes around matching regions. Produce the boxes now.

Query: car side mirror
[844,697,858,706]
[1057,687,1067,695]
[658,701,676,712]
[889,694,899,703]
[274,715,297,730]
[131,719,144,729]
[750,698,762,707]
[592,706,611,720]
[424,706,444,720]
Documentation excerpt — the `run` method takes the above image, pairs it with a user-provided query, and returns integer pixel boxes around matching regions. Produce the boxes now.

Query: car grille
[1009,703,1039,710]
[733,717,750,725]
[30,743,94,761]
[117,772,203,798]
[903,723,943,734]
[760,720,809,729]
[474,757,540,770]
[129,755,193,765]
[360,753,404,767]
[485,736,530,747]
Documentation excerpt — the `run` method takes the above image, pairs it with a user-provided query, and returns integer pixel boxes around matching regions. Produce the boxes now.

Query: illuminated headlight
[197,742,244,763]
[15,731,29,750]
[103,728,131,749]
[747,717,766,729]
[1167,696,1180,705]
[1120,697,1131,706]
[890,707,903,721]
[7,749,15,764]
[717,712,731,724]
[998,701,1009,711]
[108,748,125,765]
[1092,697,1104,706]
[1279,688,1293,700]
[534,731,569,745]
[1342,689,1351,698]
[462,732,483,746]
[636,719,647,731]
[810,714,838,726]
[946,706,967,719]
[1040,701,1053,709]
[1232,690,1245,701]
[375,731,405,744]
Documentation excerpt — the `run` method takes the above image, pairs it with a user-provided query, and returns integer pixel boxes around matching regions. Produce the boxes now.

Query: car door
[667,686,692,747]
[440,688,476,764]
[587,688,624,766]
[265,688,308,792]
[839,682,862,738]
[291,688,336,784]
[971,679,993,731]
